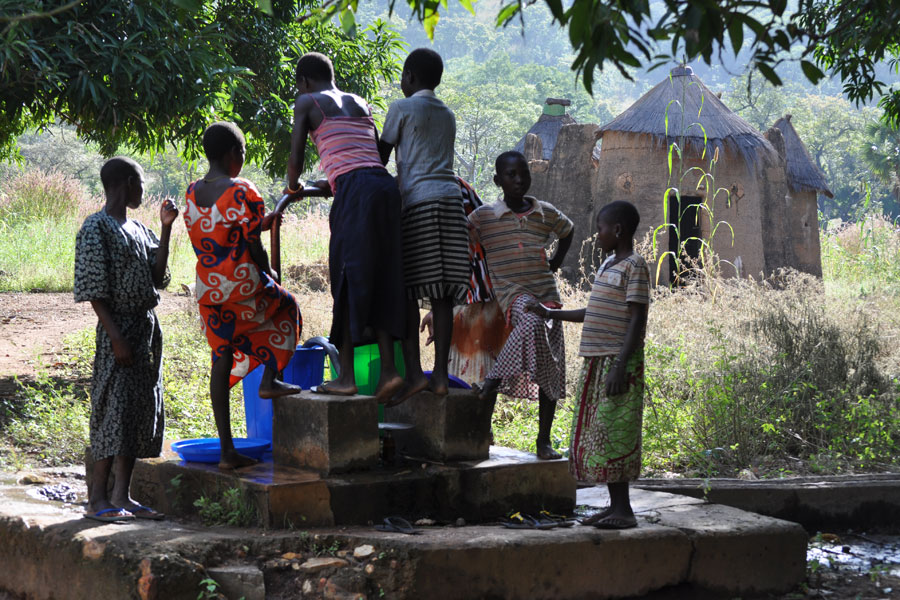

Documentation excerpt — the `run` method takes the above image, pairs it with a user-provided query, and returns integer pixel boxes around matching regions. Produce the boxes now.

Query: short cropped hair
[597,200,641,237]
[202,121,246,162]
[404,48,443,89]
[495,150,527,173]
[100,156,142,191]
[295,52,334,83]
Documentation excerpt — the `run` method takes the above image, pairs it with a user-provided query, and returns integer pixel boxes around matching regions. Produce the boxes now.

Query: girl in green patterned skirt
[528,200,650,529]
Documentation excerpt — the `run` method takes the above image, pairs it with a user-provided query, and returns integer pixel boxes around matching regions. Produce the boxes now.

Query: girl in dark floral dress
[74,157,177,522]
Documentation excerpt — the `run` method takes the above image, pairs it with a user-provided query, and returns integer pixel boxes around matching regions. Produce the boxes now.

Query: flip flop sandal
[375,516,421,534]
[84,508,135,523]
[310,384,356,396]
[126,504,165,520]
[539,510,576,527]
[593,516,638,530]
[502,513,557,530]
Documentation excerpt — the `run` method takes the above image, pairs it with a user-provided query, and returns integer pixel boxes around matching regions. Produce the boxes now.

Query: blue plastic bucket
[242,345,326,442]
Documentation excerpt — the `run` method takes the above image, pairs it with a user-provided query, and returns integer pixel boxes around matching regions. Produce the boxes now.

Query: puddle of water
[808,533,900,579]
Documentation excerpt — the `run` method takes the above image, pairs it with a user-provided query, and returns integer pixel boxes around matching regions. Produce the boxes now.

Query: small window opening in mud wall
[667,194,703,284]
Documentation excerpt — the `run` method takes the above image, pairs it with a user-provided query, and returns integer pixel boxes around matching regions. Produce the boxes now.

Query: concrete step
[130,443,576,528]
[634,474,900,532]
[0,480,807,599]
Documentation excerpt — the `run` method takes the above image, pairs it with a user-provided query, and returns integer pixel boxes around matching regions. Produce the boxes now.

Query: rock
[206,565,265,600]
[414,518,435,526]
[82,540,106,560]
[299,557,349,573]
[281,552,300,560]
[337,550,349,558]
[738,468,758,481]
[302,579,314,594]
[455,517,466,527]
[364,564,375,575]
[352,544,375,559]
[17,473,47,485]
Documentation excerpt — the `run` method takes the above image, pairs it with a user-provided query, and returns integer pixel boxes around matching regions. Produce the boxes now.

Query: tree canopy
[325,0,900,128]
[0,0,403,175]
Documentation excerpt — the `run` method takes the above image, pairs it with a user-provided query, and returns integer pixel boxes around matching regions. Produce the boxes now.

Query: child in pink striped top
[277,52,406,402]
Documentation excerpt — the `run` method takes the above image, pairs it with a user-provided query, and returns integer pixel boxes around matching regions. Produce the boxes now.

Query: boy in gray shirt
[379,48,469,401]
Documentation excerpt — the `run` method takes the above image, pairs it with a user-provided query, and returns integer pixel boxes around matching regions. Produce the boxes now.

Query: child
[278,52,405,401]
[379,48,471,400]
[184,122,302,469]
[470,151,574,460]
[529,200,650,528]
[75,157,176,521]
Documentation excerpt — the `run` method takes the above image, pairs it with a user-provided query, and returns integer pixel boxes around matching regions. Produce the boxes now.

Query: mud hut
[594,65,799,283]
[514,98,577,160]
[770,114,832,276]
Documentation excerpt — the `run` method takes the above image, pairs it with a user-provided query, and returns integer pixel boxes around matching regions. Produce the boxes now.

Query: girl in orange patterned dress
[184,122,302,469]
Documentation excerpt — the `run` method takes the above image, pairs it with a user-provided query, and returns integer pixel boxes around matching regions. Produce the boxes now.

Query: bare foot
[258,379,303,399]
[474,378,500,402]
[536,441,562,460]
[219,450,258,470]
[385,375,429,407]
[375,374,405,404]
[580,506,614,525]
[426,377,449,397]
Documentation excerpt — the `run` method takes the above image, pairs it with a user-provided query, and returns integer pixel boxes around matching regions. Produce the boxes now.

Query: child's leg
[322,287,358,394]
[536,388,562,460]
[395,302,429,402]
[374,329,404,403]
[88,456,116,514]
[427,296,453,396]
[211,348,256,469]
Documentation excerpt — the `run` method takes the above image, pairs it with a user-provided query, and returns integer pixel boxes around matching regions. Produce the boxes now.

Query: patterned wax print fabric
[579,253,651,357]
[448,300,511,386]
[569,353,645,484]
[468,197,573,313]
[487,294,566,401]
[458,177,494,303]
[74,211,169,460]
[184,179,301,387]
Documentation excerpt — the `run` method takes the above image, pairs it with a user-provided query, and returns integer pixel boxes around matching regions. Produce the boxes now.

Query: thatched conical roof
[772,114,834,198]
[598,66,777,171]
[514,98,576,160]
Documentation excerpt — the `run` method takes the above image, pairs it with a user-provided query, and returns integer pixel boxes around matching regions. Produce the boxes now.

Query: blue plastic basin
[171,438,270,463]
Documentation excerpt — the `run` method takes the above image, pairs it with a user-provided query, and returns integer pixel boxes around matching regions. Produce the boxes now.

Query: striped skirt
[401,197,471,303]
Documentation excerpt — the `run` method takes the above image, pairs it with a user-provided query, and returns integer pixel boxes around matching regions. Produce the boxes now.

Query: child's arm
[285,94,316,194]
[548,229,574,272]
[526,302,586,323]
[249,240,275,281]
[605,301,648,396]
[377,102,401,166]
[90,300,132,366]
[152,199,178,288]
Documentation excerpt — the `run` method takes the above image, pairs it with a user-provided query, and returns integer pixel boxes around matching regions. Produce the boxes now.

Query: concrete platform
[130,443,576,528]
[634,473,900,532]
[0,473,808,600]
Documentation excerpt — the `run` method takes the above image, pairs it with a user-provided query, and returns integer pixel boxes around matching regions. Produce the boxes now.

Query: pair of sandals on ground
[504,509,637,530]
[84,503,164,523]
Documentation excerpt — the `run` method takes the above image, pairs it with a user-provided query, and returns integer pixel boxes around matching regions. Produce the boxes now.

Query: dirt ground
[0,291,187,398]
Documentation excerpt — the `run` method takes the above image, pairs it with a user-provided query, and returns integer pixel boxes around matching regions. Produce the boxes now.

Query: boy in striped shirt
[470,151,574,459]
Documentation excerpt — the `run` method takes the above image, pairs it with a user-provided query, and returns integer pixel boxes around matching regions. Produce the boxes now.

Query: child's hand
[604,360,626,396]
[261,211,283,232]
[110,334,134,367]
[159,198,179,227]
[420,311,435,346]
[525,300,549,319]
